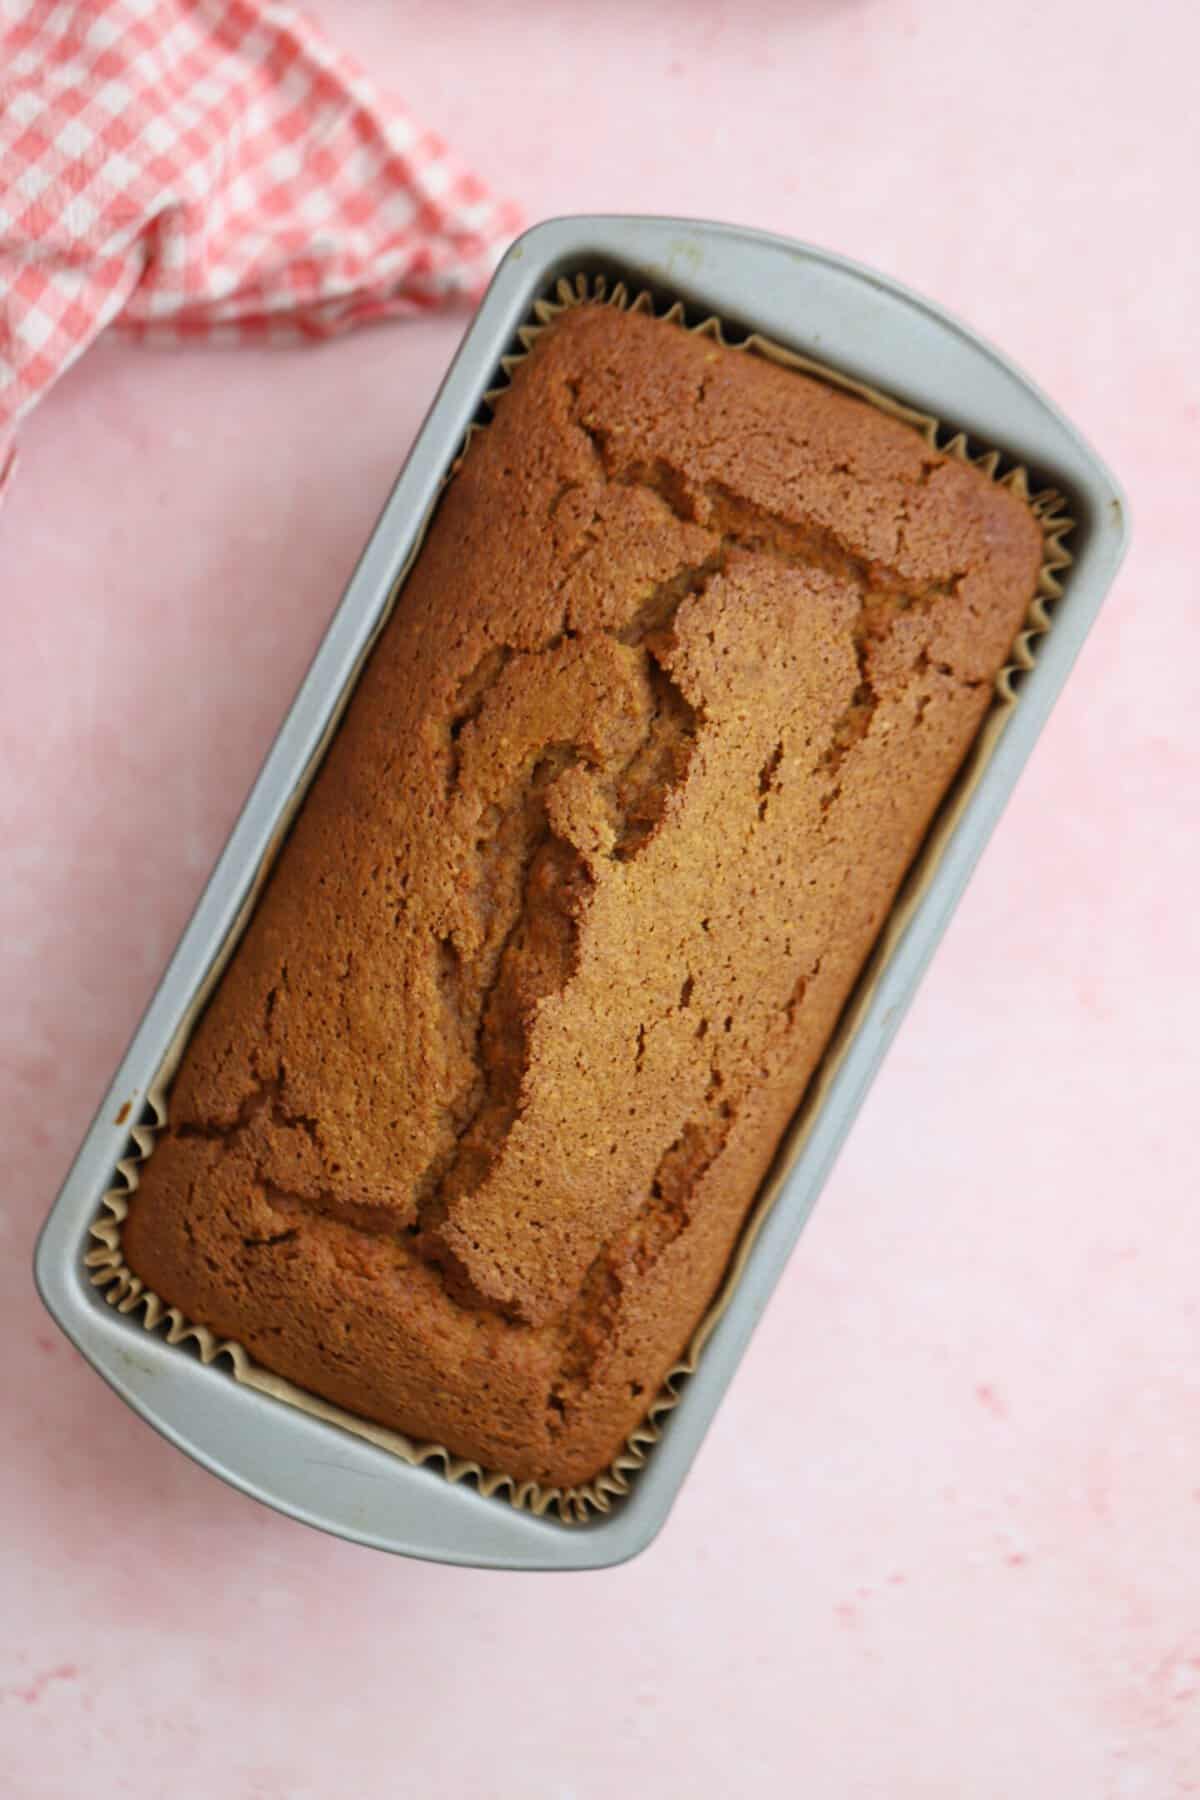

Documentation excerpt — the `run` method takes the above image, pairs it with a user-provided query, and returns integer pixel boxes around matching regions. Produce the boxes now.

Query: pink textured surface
[2,3,1196,1795]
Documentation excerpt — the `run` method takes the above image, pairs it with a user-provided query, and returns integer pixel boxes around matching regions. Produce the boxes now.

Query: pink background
[3,2,1197,1794]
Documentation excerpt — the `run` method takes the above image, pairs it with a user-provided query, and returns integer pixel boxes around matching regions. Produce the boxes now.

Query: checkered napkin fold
[0,0,522,492]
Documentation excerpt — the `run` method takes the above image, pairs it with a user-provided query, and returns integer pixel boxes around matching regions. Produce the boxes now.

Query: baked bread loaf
[122,302,1045,1488]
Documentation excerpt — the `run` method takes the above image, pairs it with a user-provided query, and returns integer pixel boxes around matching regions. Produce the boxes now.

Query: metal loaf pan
[34,216,1129,1570]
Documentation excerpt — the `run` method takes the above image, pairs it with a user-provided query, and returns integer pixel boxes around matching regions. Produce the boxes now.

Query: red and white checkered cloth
[0,0,522,472]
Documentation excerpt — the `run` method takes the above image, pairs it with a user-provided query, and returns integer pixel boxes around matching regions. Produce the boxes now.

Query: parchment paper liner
[86,274,1074,1525]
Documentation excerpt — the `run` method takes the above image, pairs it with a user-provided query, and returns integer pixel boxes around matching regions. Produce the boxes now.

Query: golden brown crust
[122,304,1045,1486]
